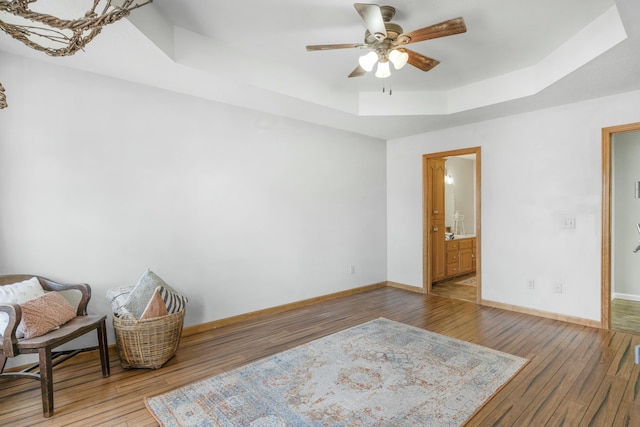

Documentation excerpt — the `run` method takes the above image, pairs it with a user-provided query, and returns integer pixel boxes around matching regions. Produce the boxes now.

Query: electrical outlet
[527,280,535,289]
[561,218,576,229]
[350,265,356,275]
[553,283,563,293]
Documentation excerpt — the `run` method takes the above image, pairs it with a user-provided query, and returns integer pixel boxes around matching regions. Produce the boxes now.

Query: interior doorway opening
[423,147,481,303]
[602,122,640,332]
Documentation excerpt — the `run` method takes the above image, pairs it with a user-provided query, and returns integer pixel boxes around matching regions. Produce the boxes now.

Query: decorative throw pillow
[17,292,77,339]
[0,277,45,337]
[140,288,169,319]
[120,269,180,318]
[106,285,134,315]
[157,285,188,314]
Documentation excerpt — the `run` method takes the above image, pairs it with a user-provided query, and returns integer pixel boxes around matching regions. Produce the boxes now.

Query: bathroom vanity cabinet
[444,237,476,280]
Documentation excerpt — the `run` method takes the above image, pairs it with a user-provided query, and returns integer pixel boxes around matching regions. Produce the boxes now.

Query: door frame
[423,146,482,302]
[601,122,640,329]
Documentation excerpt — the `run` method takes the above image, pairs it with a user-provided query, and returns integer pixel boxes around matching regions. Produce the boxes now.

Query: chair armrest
[39,278,91,316]
[0,303,21,357]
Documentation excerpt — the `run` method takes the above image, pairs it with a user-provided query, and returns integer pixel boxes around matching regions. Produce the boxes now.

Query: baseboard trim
[182,282,603,337]
[612,292,640,302]
[182,282,387,337]
[386,281,425,294]
[481,299,602,329]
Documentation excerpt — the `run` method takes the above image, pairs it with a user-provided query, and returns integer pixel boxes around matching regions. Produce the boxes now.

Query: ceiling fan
[306,3,466,78]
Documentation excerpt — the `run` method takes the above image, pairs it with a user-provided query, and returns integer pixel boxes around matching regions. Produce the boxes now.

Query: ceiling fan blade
[354,3,387,41]
[402,17,467,44]
[403,49,440,72]
[348,65,367,78]
[306,43,363,51]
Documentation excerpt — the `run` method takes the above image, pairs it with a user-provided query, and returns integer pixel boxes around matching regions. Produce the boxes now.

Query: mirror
[444,155,476,238]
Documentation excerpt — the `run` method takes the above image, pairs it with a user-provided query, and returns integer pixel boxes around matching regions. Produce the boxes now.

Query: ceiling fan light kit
[375,60,391,78]
[359,51,378,72]
[388,49,408,69]
[306,3,467,79]
[0,0,153,109]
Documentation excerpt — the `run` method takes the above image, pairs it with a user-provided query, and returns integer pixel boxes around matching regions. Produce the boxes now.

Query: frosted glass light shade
[375,61,391,78]
[358,51,378,72]
[389,49,409,69]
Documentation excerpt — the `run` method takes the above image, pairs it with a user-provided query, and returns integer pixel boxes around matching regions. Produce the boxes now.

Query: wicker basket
[113,309,185,369]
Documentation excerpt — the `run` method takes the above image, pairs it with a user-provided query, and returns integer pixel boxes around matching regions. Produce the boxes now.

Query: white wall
[5,46,640,362]
[0,53,387,354]
[613,130,640,299]
[387,89,640,322]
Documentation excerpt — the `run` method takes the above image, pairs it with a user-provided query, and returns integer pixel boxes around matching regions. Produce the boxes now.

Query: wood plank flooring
[432,273,477,302]
[611,298,640,334]
[1,286,639,426]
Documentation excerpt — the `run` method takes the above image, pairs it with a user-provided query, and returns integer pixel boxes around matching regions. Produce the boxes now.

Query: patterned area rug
[455,277,477,286]
[145,318,527,426]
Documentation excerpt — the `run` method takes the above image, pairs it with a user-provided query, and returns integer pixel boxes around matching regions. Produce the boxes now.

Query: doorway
[602,122,640,332]
[423,147,481,303]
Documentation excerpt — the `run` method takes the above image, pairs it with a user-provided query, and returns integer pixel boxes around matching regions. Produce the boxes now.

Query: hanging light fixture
[0,82,6,109]
[444,170,454,185]
[0,0,152,56]
[358,48,409,79]
[0,0,152,109]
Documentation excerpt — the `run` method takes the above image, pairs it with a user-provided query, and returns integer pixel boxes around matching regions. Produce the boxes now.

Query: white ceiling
[1,0,640,140]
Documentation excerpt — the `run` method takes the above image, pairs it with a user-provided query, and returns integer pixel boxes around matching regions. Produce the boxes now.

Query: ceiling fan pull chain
[381,75,391,95]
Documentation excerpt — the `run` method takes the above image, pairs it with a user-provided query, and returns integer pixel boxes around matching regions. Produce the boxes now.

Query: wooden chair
[0,275,110,417]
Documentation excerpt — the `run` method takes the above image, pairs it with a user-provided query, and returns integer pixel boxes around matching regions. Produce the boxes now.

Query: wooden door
[430,159,445,222]
[428,158,446,282]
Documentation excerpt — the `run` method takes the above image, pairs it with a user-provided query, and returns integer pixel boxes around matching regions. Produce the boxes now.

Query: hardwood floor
[611,298,640,334]
[432,273,477,302]
[2,286,639,426]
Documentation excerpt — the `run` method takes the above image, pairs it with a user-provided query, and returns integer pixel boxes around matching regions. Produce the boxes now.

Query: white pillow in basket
[106,285,134,315]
